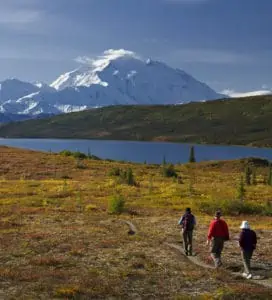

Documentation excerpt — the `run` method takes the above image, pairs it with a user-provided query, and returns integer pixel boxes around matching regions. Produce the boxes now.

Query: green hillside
[0,95,272,147]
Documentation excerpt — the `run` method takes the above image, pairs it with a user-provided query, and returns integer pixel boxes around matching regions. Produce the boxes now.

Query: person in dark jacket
[178,208,196,256]
[239,221,257,279]
[207,210,229,268]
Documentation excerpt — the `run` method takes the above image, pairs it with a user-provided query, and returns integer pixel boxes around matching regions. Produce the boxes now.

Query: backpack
[183,213,194,231]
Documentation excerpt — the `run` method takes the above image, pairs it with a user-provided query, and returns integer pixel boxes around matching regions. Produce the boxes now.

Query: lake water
[0,138,272,164]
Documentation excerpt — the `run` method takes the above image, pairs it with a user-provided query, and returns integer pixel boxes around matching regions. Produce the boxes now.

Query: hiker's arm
[178,216,184,225]
[239,232,244,249]
[207,221,214,241]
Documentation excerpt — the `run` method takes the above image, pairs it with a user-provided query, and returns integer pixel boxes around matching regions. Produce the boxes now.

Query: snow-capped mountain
[0,49,225,116]
[0,79,40,104]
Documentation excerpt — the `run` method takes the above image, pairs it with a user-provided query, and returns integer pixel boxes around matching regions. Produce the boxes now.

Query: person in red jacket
[207,210,229,268]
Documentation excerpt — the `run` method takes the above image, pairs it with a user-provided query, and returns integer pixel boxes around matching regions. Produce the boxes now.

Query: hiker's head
[240,220,250,230]
[185,207,191,214]
[215,210,221,219]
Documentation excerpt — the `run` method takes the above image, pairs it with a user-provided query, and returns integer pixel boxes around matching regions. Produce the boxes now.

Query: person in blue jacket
[178,208,196,256]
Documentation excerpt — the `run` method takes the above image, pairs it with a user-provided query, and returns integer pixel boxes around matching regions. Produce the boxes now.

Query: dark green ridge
[0,95,271,147]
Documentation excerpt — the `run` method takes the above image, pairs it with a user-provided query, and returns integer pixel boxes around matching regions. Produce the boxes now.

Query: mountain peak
[51,49,142,90]
[1,49,225,116]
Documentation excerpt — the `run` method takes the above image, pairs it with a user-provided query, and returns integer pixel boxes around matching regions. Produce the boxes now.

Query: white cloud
[0,9,41,24]
[75,49,140,67]
[222,89,272,98]
[0,0,42,26]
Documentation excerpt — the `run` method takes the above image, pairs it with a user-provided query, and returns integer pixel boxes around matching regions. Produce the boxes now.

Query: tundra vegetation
[0,146,272,299]
[0,95,272,148]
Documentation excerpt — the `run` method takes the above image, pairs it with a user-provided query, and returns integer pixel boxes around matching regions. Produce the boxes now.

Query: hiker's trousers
[241,250,253,274]
[210,237,225,267]
[182,230,193,254]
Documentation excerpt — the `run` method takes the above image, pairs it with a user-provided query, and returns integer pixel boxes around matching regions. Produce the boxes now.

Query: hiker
[207,210,229,268]
[239,221,257,279]
[178,208,196,256]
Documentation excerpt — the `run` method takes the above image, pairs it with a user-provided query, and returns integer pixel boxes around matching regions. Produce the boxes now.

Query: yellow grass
[0,146,271,299]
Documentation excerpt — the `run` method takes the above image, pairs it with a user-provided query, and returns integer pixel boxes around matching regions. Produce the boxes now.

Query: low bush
[162,164,178,178]
[109,167,121,176]
[59,150,100,160]
[109,167,137,186]
[108,194,125,214]
[73,151,87,159]
[59,150,73,157]
[75,159,87,169]
[197,198,271,216]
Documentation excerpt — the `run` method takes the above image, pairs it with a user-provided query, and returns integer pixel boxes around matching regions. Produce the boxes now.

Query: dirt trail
[121,220,138,235]
[166,242,272,289]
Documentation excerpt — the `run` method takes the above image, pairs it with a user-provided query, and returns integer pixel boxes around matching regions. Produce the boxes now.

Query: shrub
[198,198,268,216]
[162,164,178,178]
[59,149,100,160]
[237,176,245,201]
[126,168,135,186]
[251,168,257,185]
[110,167,137,186]
[73,151,87,159]
[85,204,98,211]
[245,165,252,185]
[59,150,73,157]
[109,167,121,176]
[108,194,125,214]
[75,159,87,169]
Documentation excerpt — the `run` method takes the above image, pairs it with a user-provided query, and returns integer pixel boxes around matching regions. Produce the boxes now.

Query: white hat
[240,221,250,229]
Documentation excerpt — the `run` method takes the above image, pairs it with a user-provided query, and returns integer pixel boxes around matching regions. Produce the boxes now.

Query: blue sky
[0,0,271,92]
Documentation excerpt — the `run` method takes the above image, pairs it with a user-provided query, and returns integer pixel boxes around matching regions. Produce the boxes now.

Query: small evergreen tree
[87,147,91,158]
[268,164,272,186]
[237,176,246,202]
[245,165,252,185]
[162,155,167,166]
[162,164,177,178]
[126,168,135,186]
[148,175,153,194]
[188,177,195,196]
[189,146,196,163]
[251,168,257,185]
[108,194,125,214]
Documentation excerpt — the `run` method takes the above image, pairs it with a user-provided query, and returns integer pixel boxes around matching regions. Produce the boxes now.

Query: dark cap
[185,207,191,213]
[215,210,221,217]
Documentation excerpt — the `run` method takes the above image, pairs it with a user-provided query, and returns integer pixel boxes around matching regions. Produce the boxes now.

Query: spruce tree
[189,146,196,163]
[87,147,91,158]
[245,165,251,185]
[237,176,246,202]
[268,164,272,186]
[251,168,257,185]
[126,168,135,186]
